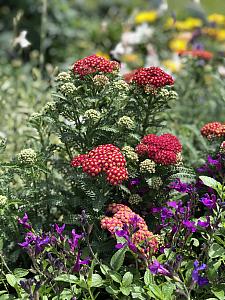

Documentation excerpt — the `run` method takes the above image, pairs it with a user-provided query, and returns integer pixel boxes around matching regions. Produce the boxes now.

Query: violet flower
[68,229,83,252]
[182,220,196,232]
[200,193,217,209]
[18,213,32,230]
[72,250,90,272]
[55,224,65,241]
[115,229,137,253]
[197,216,210,228]
[149,260,170,276]
[192,260,209,286]
[169,179,193,193]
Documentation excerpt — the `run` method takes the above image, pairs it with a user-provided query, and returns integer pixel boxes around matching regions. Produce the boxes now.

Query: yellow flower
[204,28,225,41]
[135,11,158,24]
[217,29,225,41]
[176,18,202,31]
[122,53,139,63]
[164,17,175,29]
[95,51,110,60]
[169,38,188,52]
[208,14,225,25]
[162,59,182,73]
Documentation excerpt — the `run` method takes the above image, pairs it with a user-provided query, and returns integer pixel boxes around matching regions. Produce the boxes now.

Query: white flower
[13,31,31,48]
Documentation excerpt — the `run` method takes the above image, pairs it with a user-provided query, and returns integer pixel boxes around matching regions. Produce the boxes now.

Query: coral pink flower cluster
[101,203,158,253]
[73,54,119,77]
[178,49,213,60]
[131,67,174,88]
[201,122,225,139]
[135,133,182,165]
[71,144,128,185]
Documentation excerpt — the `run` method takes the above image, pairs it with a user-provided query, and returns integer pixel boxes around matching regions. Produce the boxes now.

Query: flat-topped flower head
[135,133,182,165]
[201,122,225,139]
[73,54,119,77]
[131,67,174,88]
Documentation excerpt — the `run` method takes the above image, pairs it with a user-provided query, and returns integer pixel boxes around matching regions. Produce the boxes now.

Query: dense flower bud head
[84,109,101,122]
[60,82,76,96]
[93,74,110,86]
[101,203,158,253]
[129,194,143,205]
[17,148,37,165]
[0,195,7,206]
[136,133,182,165]
[122,146,139,162]
[56,71,71,82]
[71,144,128,185]
[178,49,213,60]
[118,116,134,130]
[201,122,225,139]
[131,67,174,88]
[140,159,156,173]
[73,55,119,77]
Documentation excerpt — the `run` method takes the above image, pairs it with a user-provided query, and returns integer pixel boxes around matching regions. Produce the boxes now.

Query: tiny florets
[73,55,119,77]
[59,82,76,96]
[93,74,110,86]
[131,67,174,88]
[71,144,128,185]
[118,116,134,130]
[101,204,158,254]
[84,109,101,123]
[129,194,143,205]
[140,159,156,173]
[201,122,225,140]
[0,195,7,206]
[17,148,37,165]
[122,146,139,162]
[56,71,71,82]
[135,133,182,165]
[150,177,163,190]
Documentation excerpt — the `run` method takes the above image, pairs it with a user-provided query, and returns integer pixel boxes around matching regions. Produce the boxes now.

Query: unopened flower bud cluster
[0,195,7,206]
[56,71,71,82]
[60,82,76,96]
[84,109,101,122]
[128,194,143,205]
[140,159,156,173]
[122,146,138,162]
[118,116,134,130]
[17,148,37,165]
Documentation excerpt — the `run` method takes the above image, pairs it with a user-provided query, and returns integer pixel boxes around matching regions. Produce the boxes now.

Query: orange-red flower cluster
[101,203,158,253]
[201,122,225,139]
[178,50,213,60]
[135,133,182,165]
[71,144,128,185]
[131,67,174,88]
[73,55,119,77]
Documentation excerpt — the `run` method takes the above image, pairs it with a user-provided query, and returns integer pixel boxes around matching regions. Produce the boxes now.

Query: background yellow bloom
[135,11,158,24]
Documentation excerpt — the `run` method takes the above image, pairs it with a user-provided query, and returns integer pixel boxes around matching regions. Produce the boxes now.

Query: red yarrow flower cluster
[131,67,174,88]
[201,122,225,140]
[135,133,182,165]
[73,55,119,77]
[71,144,128,185]
[178,50,213,60]
[101,203,158,253]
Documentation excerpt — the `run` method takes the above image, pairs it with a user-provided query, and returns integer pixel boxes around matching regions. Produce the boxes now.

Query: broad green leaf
[199,176,221,190]
[6,274,17,288]
[90,274,103,288]
[122,272,133,287]
[147,284,164,300]
[212,284,225,300]
[144,269,154,285]
[120,286,131,296]
[105,285,119,295]
[209,243,225,258]
[55,274,78,283]
[13,268,29,278]
[110,247,126,271]
[110,272,122,283]
[100,264,110,275]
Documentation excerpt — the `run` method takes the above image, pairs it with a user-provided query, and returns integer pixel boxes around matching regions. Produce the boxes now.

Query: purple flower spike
[115,229,137,253]
[192,260,209,286]
[68,229,83,252]
[72,250,90,272]
[55,224,65,241]
[149,260,170,276]
[18,213,32,230]
[200,193,217,209]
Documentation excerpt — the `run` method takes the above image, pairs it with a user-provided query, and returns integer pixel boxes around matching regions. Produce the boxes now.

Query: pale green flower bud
[150,177,163,190]
[60,82,76,96]
[17,148,37,165]
[0,195,7,206]
[122,146,138,162]
[113,80,129,91]
[140,159,156,174]
[93,74,109,86]
[118,116,134,130]
[84,109,101,123]
[129,194,142,205]
[41,101,56,114]
[56,71,71,82]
